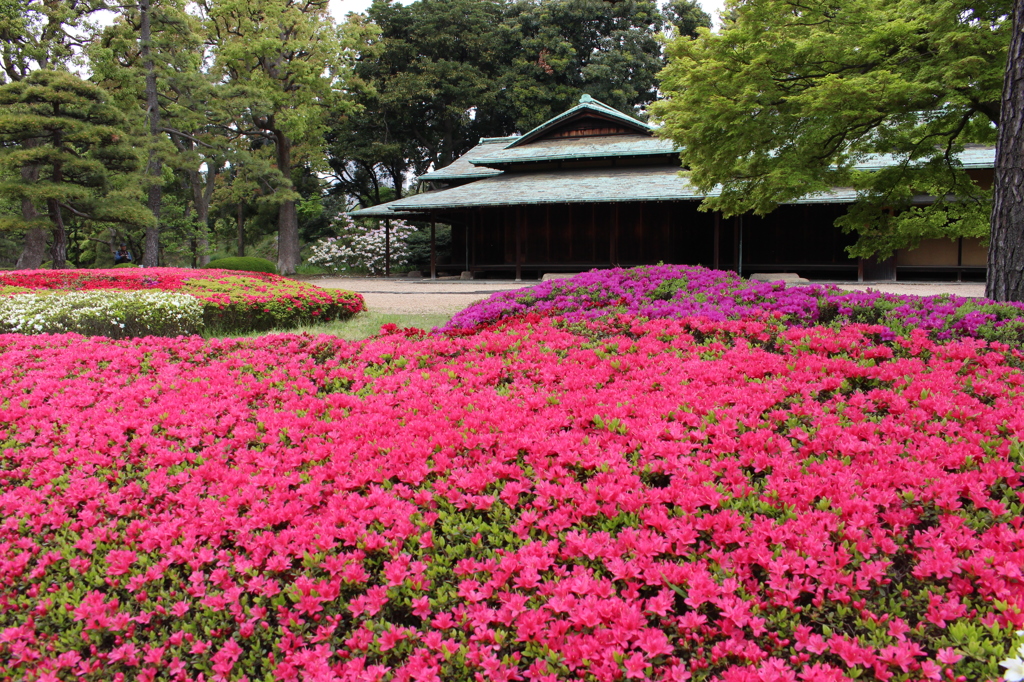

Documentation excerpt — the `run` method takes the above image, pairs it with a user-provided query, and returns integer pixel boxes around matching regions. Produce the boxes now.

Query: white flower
[1002,656,1024,682]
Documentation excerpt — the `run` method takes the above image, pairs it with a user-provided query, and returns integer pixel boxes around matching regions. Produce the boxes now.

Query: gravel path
[302,276,990,315]
[304,277,531,315]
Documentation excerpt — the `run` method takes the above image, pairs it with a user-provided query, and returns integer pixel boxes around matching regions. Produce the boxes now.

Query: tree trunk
[15,147,46,269]
[190,167,214,266]
[47,199,68,269]
[274,128,300,275]
[141,0,162,267]
[16,226,47,270]
[988,0,1024,301]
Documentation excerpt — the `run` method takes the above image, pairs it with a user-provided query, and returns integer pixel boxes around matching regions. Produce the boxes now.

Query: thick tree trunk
[278,201,300,275]
[987,0,1024,301]
[140,0,162,267]
[15,149,46,269]
[16,226,47,270]
[274,129,300,275]
[47,199,68,269]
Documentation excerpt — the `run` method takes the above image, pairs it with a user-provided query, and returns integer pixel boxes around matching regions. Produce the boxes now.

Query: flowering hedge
[0,314,1021,681]
[0,291,204,338]
[0,268,365,333]
[444,265,1024,346]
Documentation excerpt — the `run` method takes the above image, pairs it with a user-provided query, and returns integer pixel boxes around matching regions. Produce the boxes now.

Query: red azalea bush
[0,268,364,333]
[0,315,1020,681]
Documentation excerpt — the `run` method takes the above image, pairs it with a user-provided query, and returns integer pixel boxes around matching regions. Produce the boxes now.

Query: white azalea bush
[307,214,417,275]
[0,291,204,338]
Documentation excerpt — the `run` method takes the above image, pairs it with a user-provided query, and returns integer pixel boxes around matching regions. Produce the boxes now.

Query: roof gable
[506,94,652,148]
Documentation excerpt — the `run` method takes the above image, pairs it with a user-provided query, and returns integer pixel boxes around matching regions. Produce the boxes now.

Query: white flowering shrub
[307,214,418,276]
[0,291,205,338]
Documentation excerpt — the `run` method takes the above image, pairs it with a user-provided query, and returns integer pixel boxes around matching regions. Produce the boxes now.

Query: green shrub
[203,257,278,275]
[112,262,140,268]
[0,291,204,338]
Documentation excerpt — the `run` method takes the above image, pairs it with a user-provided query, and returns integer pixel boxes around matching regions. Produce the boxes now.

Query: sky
[327,0,727,28]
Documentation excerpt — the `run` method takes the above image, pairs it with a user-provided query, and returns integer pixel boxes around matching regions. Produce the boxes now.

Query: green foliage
[332,0,669,205]
[402,224,452,272]
[0,290,204,337]
[203,256,278,275]
[662,0,711,40]
[653,0,1008,259]
[112,262,140,268]
[0,70,153,268]
[504,0,665,131]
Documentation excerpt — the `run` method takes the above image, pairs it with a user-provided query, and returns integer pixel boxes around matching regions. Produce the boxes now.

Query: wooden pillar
[957,236,964,282]
[590,203,597,263]
[738,215,744,278]
[611,204,619,267]
[713,210,720,269]
[515,206,523,282]
[466,212,471,272]
[384,218,391,278]
[732,217,739,273]
[545,204,551,262]
[430,217,436,280]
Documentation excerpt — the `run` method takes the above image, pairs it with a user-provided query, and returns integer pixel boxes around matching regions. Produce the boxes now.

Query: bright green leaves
[653,0,1010,258]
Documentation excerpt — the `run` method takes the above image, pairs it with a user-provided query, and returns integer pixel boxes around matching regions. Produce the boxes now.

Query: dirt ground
[304,276,990,315]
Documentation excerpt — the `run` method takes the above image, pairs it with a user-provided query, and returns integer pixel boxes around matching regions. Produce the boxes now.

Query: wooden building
[350,95,992,281]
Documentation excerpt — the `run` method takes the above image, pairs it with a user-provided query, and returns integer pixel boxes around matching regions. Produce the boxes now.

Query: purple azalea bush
[443,264,1024,345]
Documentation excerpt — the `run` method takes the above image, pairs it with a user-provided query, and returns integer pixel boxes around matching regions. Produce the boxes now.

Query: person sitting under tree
[113,244,133,265]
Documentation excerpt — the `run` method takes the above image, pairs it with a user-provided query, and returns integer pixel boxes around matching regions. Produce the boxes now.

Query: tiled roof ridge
[505,94,652,149]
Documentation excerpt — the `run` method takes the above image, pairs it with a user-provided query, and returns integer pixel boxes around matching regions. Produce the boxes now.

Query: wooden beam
[957,236,964,282]
[384,218,391,278]
[713,210,720,269]
[430,218,436,280]
[733,216,739,273]
[611,204,618,267]
[515,206,523,282]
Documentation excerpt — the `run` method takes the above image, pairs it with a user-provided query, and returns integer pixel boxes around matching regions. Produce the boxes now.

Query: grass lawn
[210,310,454,340]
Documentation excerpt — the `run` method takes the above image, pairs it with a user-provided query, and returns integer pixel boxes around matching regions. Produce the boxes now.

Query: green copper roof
[853,145,995,170]
[363,167,882,211]
[470,135,676,167]
[417,137,516,182]
[506,95,652,148]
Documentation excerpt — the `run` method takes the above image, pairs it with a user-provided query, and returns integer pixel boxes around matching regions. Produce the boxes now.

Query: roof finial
[579,93,594,104]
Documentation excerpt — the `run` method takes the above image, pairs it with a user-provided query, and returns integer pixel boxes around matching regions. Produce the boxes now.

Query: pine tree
[0,70,154,269]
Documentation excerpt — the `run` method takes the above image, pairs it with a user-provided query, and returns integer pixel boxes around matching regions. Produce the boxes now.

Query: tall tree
[504,0,665,130]
[331,0,669,208]
[654,0,1008,286]
[0,0,111,268]
[138,0,163,266]
[91,0,229,266]
[201,0,375,274]
[662,0,711,40]
[989,0,1024,300]
[358,0,515,174]
[0,70,153,268]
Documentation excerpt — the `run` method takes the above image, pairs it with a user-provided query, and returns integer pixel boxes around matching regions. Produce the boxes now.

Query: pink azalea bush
[0,268,365,333]
[0,314,1021,681]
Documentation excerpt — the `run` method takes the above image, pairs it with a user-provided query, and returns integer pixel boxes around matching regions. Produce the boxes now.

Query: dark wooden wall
[446,201,859,277]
